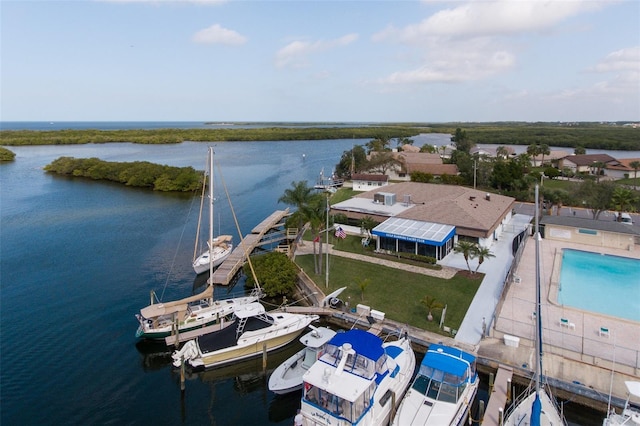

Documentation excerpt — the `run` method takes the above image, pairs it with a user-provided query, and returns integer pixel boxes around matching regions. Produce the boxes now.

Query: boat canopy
[233,302,266,319]
[626,381,640,398]
[328,329,384,362]
[140,285,213,319]
[420,344,476,386]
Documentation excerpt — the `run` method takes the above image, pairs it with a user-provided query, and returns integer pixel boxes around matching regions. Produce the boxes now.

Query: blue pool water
[559,249,640,322]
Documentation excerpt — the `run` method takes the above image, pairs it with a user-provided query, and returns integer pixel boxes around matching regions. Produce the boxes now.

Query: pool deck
[489,237,640,405]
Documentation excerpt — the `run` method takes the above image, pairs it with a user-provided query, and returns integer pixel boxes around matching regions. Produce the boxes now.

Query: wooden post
[478,400,485,424]
[262,342,267,374]
[489,372,495,394]
[506,378,512,403]
[498,407,503,426]
[180,356,185,393]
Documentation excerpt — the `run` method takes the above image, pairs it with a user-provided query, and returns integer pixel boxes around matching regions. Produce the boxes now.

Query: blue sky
[2,0,639,122]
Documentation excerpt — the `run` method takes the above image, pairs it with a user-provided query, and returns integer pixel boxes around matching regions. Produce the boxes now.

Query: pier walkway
[482,365,513,426]
[211,209,289,285]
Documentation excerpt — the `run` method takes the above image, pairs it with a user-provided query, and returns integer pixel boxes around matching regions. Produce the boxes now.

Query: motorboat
[268,326,336,395]
[192,147,233,274]
[603,381,640,425]
[172,302,318,370]
[392,343,478,426]
[298,328,415,425]
[503,185,566,426]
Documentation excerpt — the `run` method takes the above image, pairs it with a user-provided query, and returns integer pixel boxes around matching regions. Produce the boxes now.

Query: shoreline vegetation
[44,157,202,192]
[0,122,638,150]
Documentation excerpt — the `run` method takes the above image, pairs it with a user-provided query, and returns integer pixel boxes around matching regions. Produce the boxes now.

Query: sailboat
[503,185,566,426]
[603,381,640,425]
[135,147,260,342]
[192,147,233,274]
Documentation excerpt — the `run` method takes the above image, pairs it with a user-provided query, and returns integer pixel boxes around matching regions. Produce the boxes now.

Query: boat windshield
[321,343,378,379]
[412,366,469,403]
[303,347,319,369]
[303,381,373,423]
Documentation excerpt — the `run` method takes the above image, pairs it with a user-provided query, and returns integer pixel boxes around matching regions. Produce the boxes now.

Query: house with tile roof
[351,173,389,191]
[385,151,459,181]
[330,182,515,260]
[558,153,623,177]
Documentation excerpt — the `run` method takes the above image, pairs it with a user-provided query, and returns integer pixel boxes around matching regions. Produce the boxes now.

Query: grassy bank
[294,253,481,334]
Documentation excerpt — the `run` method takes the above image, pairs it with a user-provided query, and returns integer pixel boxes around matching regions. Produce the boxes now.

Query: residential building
[330,182,515,260]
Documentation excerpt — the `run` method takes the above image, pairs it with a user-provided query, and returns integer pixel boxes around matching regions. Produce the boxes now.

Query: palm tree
[453,240,477,273]
[539,144,550,167]
[496,146,509,160]
[610,187,638,220]
[278,180,314,230]
[299,193,328,275]
[420,295,444,321]
[630,160,640,190]
[473,246,495,273]
[527,144,540,167]
[356,277,371,301]
[591,161,606,183]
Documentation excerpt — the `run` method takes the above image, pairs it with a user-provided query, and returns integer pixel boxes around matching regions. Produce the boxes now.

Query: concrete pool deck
[490,236,640,403]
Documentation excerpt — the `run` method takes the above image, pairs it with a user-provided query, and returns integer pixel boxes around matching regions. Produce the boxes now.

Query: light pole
[325,192,330,288]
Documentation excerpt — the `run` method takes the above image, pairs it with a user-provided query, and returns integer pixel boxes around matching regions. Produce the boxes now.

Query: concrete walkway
[440,214,533,345]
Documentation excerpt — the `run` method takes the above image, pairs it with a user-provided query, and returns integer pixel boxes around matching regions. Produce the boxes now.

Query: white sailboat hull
[192,242,233,274]
[503,390,565,426]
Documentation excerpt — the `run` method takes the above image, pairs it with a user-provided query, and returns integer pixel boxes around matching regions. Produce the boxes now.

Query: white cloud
[590,46,640,73]
[380,37,516,85]
[192,24,247,45]
[373,0,605,88]
[275,33,358,69]
[397,0,602,41]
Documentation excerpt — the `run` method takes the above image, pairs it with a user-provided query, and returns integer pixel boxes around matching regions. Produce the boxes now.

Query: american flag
[334,226,347,239]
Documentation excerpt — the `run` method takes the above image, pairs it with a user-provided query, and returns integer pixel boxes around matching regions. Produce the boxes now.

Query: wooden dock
[211,209,290,285]
[482,365,513,426]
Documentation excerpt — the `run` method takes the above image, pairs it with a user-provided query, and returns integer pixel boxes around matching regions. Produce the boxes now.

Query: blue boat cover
[329,329,384,361]
[422,344,476,378]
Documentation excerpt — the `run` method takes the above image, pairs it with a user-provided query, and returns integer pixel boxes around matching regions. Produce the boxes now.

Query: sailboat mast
[534,184,543,393]
[208,147,215,279]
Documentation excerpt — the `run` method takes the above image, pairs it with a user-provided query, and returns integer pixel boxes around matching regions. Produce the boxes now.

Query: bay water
[1,129,607,425]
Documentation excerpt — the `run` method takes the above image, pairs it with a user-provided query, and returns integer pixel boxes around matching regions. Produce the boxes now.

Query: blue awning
[372,217,455,247]
[421,344,476,377]
[328,329,384,361]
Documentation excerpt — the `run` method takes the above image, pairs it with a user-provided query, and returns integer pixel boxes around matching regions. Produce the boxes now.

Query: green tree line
[428,122,639,151]
[0,126,423,146]
[44,157,203,192]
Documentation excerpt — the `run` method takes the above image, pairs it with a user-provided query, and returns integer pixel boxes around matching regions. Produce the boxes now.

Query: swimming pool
[558,249,640,322]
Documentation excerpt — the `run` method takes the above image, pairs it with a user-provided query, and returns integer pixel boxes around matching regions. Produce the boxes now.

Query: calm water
[559,249,640,321]
[1,131,604,425]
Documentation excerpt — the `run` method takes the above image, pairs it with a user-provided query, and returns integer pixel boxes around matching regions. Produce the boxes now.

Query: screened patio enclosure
[372,217,455,260]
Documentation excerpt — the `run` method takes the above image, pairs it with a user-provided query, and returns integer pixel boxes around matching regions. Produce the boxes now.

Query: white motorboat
[192,147,233,274]
[603,381,640,425]
[503,185,566,426]
[298,328,415,426]
[392,343,478,426]
[172,302,318,369]
[268,326,336,395]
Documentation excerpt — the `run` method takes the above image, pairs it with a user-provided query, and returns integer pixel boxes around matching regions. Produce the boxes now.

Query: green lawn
[294,254,481,334]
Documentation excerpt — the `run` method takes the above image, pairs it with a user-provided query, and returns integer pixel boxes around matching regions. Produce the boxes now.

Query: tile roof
[351,182,515,236]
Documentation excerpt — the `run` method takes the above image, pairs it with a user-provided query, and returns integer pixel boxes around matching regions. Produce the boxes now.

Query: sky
[1,0,639,123]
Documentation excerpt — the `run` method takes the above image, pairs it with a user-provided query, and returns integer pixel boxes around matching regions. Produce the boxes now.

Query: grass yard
[294,254,482,334]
